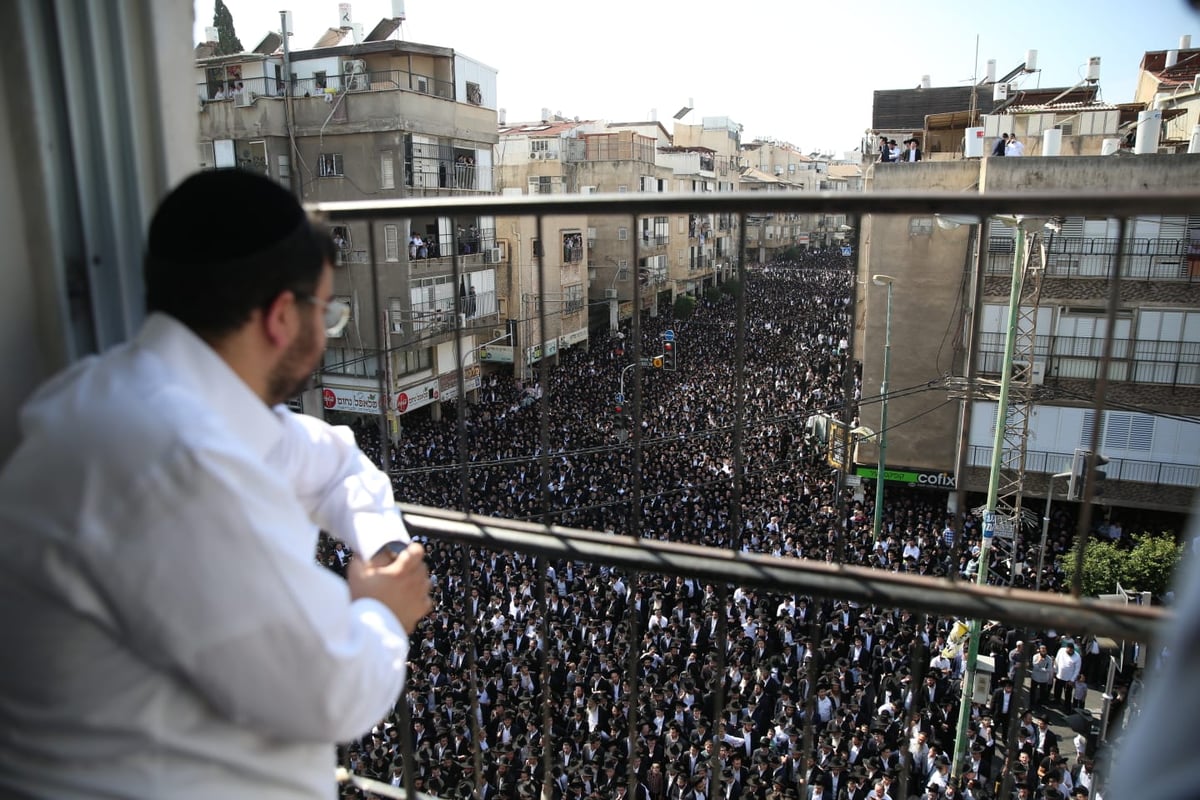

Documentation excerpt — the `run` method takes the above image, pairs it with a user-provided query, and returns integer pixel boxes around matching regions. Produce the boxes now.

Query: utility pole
[950,219,1032,780]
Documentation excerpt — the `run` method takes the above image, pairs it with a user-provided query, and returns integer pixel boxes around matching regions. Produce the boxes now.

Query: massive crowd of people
[325,251,1121,800]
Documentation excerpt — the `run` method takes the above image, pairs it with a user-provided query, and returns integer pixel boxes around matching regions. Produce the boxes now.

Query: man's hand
[348,541,433,635]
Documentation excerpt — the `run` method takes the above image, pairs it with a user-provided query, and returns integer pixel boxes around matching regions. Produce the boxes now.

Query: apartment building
[497,115,739,331]
[1134,36,1200,148]
[736,139,846,260]
[195,16,499,433]
[855,155,1200,517]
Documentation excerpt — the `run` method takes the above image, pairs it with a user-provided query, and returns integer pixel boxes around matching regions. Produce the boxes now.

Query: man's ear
[262,290,298,348]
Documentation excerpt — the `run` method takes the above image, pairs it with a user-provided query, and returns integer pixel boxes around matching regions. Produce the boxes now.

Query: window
[562,232,583,263]
[198,141,215,170]
[531,139,549,153]
[1081,410,1155,452]
[331,226,351,252]
[909,217,933,236]
[563,284,584,314]
[384,224,399,261]
[399,347,431,376]
[618,227,629,241]
[322,347,378,378]
[319,153,343,177]
[531,239,544,258]
[381,151,395,189]
[617,261,629,281]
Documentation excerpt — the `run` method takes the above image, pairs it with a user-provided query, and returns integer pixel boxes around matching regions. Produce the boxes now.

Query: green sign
[857,466,957,489]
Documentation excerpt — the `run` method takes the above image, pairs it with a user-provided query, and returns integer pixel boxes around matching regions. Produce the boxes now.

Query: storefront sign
[856,465,957,489]
[321,386,383,415]
[479,344,514,363]
[560,327,589,347]
[394,378,440,415]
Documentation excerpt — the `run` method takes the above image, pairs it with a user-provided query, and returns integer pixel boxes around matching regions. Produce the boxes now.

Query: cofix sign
[321,387,382,415]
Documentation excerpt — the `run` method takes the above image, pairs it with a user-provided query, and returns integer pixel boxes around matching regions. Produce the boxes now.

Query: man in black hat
[0,168,435,799]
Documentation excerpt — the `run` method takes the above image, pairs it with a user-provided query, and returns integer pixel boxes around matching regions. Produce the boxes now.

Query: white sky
[195,0,1199,154]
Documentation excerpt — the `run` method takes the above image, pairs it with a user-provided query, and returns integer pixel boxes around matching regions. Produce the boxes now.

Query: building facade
[856,155,1200,515]
[196,18,500,433]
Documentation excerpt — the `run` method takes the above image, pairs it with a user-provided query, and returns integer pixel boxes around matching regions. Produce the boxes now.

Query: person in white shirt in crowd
[0,169,433,800]
[1052,640,1082,710]
[1005,135,1025,156]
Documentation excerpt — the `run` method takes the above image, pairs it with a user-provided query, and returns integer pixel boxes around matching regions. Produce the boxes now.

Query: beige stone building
[856,155,1200,516]
[1134,38,1200,149]
[196,17,500,432]
[497,115,740,330]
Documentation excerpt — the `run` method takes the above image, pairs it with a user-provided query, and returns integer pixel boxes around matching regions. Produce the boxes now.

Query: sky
[195,0,1200,155]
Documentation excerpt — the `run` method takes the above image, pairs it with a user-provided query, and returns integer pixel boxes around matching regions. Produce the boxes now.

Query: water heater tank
[1135,109,1162,155]
[964,127,986,158]
[1043,128,1062,157]
[1086,57,1101,82]
[1025,49,1038,71]
[993,83,1009,102]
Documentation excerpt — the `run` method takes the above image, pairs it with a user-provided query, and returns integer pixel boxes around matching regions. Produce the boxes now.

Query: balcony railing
[968,446,1200,487]
[198,69,456,104]
[313,190,1192,800]
[978,332,1200,386]
[985,236,1197,281]
[392,291,499,338]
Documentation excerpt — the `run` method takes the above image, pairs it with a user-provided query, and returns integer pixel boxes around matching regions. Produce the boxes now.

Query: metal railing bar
[398,505,1167,643]
[1074,215,1128,597]
[314,190,1200,222]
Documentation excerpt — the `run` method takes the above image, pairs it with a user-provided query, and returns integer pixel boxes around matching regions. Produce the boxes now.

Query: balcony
[977,332,1200,387]
[316,189,1188,800]
[985,236,1197,282]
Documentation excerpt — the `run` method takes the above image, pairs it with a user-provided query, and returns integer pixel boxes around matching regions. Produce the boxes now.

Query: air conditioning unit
[457,313,467,328]
[1012,360,1045,386]
[545,151,558,159]
[1030,362,1046,385]
[530,152,538,159]
[486,247,503,264]
[343,59,368,91]
[416,77,428,93]
[604,288,618,299]
[235,90,254,107]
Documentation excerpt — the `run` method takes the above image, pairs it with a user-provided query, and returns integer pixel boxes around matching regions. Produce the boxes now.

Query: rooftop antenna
[392,0,406,39]
[968,34,979,127]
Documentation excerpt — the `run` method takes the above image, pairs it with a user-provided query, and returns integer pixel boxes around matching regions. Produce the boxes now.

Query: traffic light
[612,399,627,429]
[662,339,677,371]
[652,355,664,369]
[1068,448,1109,501]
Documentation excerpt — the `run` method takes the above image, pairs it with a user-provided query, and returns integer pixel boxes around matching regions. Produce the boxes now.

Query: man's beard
[266,321,320,405]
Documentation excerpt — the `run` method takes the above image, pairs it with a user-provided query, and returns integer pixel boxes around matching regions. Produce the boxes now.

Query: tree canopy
[213,0,244,56]
[1062,531,1183,598]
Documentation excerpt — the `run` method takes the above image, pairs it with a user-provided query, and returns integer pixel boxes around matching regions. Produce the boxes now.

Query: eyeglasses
[297,293,350,336]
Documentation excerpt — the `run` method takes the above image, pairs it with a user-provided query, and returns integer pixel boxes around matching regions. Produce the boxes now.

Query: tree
[1062,537,1123,598]
[213,0,244,56]
[1061,531,1183,598]
[720,278,742,299]
[1122,533,1183,598]
[672,294,697,320]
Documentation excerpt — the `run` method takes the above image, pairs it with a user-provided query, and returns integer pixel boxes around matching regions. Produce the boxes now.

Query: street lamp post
[1036,470,1074,592]
[871,275,895,543]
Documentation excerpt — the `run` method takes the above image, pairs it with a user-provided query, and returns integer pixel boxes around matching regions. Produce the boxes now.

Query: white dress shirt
[0,313,411,799]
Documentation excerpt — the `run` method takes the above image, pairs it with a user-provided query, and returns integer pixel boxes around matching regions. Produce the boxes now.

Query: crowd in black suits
[323,253,1110,800]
